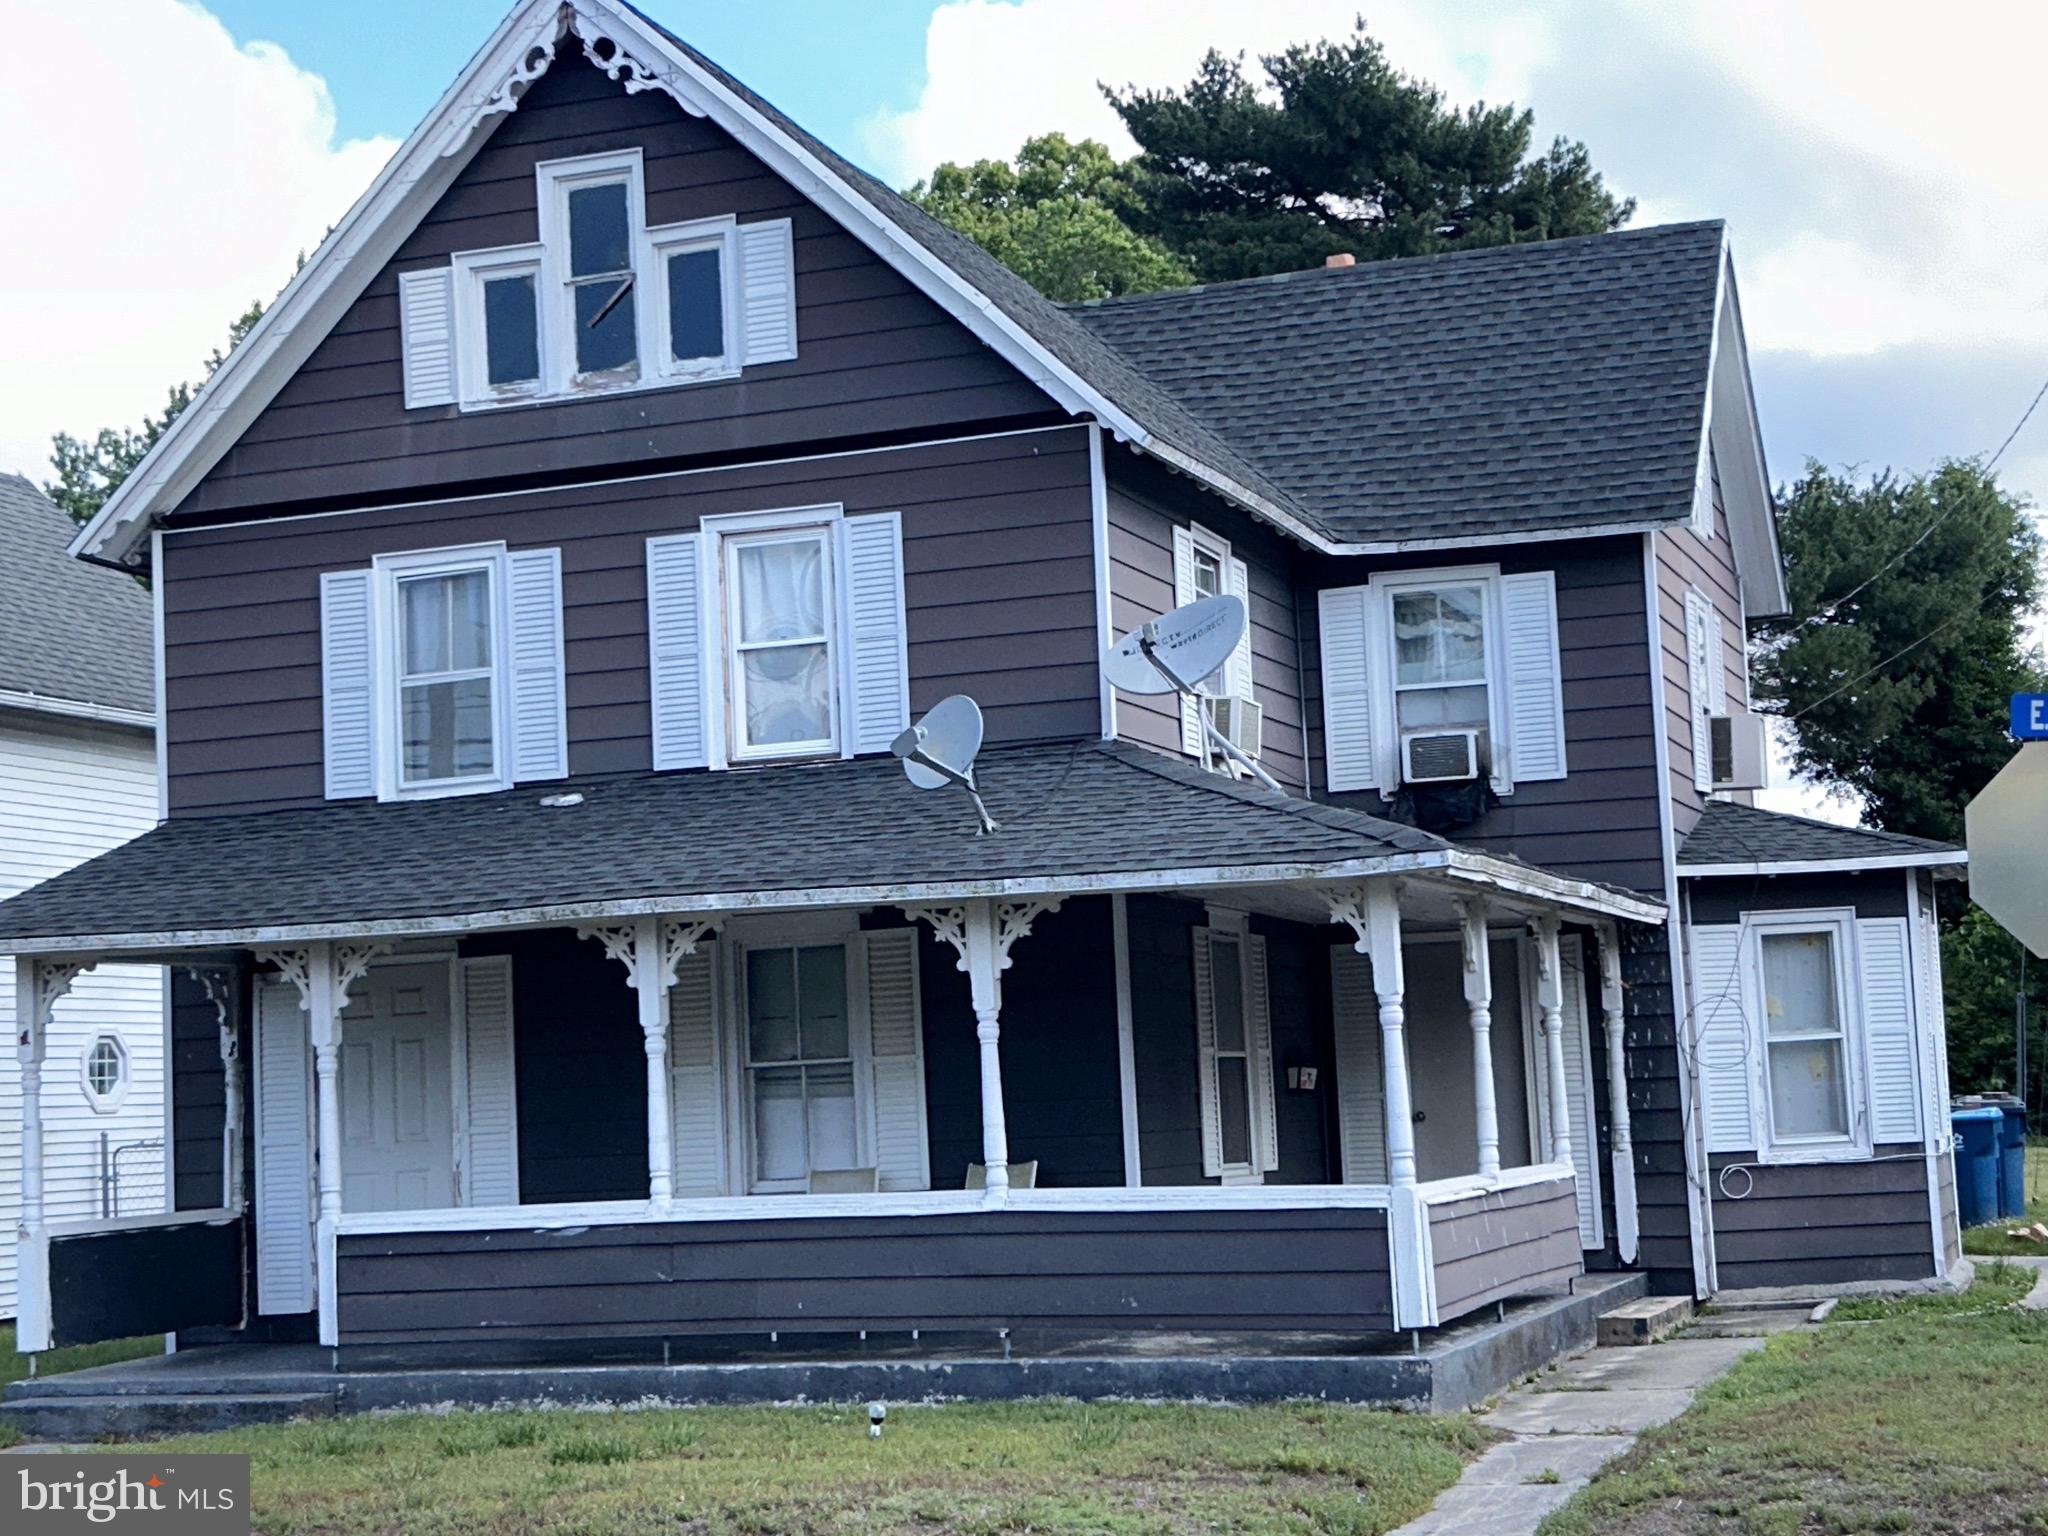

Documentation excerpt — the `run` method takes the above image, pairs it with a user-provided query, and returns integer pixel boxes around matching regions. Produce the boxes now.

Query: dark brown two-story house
[0,0,1966,1392]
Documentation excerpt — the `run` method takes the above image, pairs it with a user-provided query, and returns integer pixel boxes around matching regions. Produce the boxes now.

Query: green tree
[46,301,264,527]
[1103,22,1633,282]
[1751,460,2044,845]
[907,134,1193,302]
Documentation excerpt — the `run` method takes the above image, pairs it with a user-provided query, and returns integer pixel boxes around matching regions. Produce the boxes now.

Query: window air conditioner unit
[1209,694,1264,762]
[1401,728,1480,785]
[1709,713,1769,791]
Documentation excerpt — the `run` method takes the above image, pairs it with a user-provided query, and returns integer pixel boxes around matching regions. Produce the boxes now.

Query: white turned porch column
[13,956,84,1355]
[257,940,390,1347]
[579,917,722,1212]
[904,897,1060,1208]
[1596,922,1640,1264]
[1530,913,1573,1166]
[1458,897,1501,1180]
[195,968,245,1210]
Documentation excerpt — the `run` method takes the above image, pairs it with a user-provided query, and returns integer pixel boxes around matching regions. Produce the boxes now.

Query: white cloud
[0,0,395,482]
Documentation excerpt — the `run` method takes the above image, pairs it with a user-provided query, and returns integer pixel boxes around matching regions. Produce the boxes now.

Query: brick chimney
[1325,253,1357,269]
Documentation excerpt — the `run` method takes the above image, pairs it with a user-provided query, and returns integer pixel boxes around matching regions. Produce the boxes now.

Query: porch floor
[1,1274,1644,1438]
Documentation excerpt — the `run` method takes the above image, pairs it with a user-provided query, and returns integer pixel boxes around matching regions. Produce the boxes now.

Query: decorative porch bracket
[577,916,723,1210]
[13,957,87,1355]
[1527,914,1574,1168]
[1596,921,1640,1264]
[1324,881,1435,1329]
[191,965,245,1212]
[1457,897,1502,1180]
[903,897,1062,1205]
[255,941,391,1347]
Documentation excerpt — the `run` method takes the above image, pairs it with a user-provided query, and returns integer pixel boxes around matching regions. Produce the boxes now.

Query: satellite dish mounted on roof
[1102,594,1281,792]
[892,694,999,835]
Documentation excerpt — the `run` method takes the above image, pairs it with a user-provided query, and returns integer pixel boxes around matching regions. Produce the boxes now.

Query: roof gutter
[0,689,153,731]
[1679,851,1967,878]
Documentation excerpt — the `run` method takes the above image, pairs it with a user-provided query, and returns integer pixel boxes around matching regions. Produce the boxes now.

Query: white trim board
[1679,852,1967,878]
[0,689,154,732]
[1,847,1666,957]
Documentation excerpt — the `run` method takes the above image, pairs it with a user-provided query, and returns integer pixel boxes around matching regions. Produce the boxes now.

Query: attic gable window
[402,146,795,413]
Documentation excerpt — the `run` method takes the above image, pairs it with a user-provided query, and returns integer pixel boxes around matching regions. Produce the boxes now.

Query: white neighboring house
[0,473,162,1318]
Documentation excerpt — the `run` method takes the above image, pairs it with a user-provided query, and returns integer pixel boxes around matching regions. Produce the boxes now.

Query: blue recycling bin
[1952,1105,2004,1229]
[1976,1094,2031,1219]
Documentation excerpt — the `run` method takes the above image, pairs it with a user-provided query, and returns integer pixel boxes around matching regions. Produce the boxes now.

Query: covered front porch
[0,743,1661,1371]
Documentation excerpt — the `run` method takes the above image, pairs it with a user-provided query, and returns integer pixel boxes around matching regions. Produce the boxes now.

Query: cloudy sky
[7,0,2043,815]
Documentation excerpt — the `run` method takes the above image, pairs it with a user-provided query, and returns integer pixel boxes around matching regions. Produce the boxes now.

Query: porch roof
[0,740,1662,953]
[1677,800,1966,877]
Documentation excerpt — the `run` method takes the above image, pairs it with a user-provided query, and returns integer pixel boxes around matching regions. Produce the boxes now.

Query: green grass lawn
[0,1324,163,1389]
[1963,1140,2048,1258]
[1541,1265,2048,1536]
[134,1402,1490,1536]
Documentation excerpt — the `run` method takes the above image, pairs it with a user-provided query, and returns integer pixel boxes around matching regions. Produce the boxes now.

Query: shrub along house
[0,0,1963,1385]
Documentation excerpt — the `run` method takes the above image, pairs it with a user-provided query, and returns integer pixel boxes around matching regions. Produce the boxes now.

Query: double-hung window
[1194,911,1278,1182]
[543,155,645,387]
[742,944,858,1191]
[1387,576,1494,770]
[379,549,507,798]
[723,524,837,760]
[1756,921,1858,1151]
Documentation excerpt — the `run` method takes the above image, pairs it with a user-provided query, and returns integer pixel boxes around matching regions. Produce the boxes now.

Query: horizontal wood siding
[1429,1177,1583,1321]
[181,53,1053,518]
[1707,1146,1936,1287]
[171,968,232,1212]
[334,1207,1395,1345]
[914,900,1125,1190]
[1656,450,1750,841]
[47,1215,244,1347]
[160,428,1097,816]
[1300,537,1667,894]
[1103,455,1308,791]
[1125,895,1335,1187]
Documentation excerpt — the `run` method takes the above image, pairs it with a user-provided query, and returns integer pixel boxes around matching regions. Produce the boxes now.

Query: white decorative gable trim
[65,0,1288,572]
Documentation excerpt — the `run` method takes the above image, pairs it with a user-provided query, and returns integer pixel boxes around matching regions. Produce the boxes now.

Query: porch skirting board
[332,1206,1398,1347]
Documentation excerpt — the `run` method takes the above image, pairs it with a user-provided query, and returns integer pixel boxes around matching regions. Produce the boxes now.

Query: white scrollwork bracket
[16,959,85,1051]
[576,916,723,991]
[902,897,1063,976]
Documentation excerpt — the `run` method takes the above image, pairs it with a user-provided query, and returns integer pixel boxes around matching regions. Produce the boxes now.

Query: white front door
[338,961,455,1213]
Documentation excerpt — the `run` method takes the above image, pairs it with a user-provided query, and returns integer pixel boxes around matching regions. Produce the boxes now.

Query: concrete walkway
[1389,1332,1767,1536]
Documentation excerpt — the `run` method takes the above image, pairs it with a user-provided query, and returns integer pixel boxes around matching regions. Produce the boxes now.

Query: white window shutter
[253,981,314,1315]
[1318,586,1378,794]
[1329,945,1387,1182]
[1859,917,1921,1143]
[1690,922,1754,1152]
[668,947,725,1197]
[1192,928,1224,1177]
[646,533,709,770]
[1542,938,1604,1247]
[505,548,568,782]
[1246,933,1280,1173]
[1226,556,1255,701]
[320,570,376,800]
[838,513,910,755]
[863,929,930,1191]
[1706,605,1728,714]
[1685,589,1713,794]
[1171,526,1202,756]
[1500,570,1567,784]
[398,268,457,409]
[737,218,798,366]
[460,955,520,1206]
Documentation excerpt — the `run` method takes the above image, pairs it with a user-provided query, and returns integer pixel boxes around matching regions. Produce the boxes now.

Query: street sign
[1966,743,2048,958]
[2012,694,2048,740]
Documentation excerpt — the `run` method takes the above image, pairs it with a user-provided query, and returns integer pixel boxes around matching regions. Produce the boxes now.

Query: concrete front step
[1597,1294,1693,1346]
[1,1392,335,1441]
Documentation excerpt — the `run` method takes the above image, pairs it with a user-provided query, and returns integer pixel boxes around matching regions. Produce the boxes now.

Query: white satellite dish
[892,694,998,834]
[1102,594,1244,696]
[1101,593,1280,792]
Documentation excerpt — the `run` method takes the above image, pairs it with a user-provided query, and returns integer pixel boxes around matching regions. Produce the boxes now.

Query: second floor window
[395,562,499,789]
[1390,580,1493,764]
[725,528,836,759]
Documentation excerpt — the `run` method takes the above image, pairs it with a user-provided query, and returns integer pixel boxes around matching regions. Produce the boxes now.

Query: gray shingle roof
[0,473,153,716]
[1065,224,1726,545]
[0,741,1460,945]
[1678,800,1964,871]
